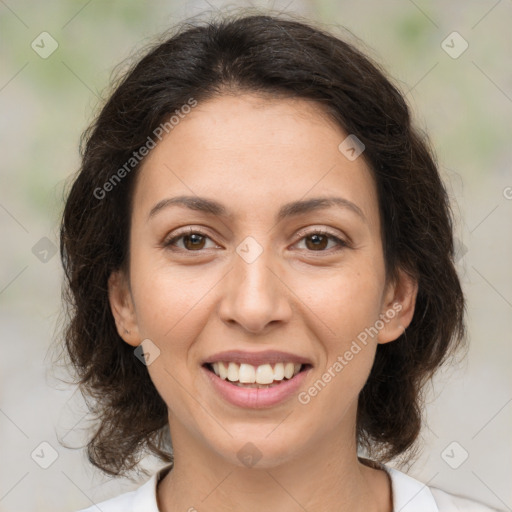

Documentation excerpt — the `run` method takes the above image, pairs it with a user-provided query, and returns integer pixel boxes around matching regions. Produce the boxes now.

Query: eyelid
[294,226,345,240]
[292,227,349,251]
[163,225,349,253]
[294,226,349,243]
[162,226,220,249]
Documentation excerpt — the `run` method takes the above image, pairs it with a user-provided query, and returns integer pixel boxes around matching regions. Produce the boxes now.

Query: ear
[108,270,141,347]
[377,268,418,344]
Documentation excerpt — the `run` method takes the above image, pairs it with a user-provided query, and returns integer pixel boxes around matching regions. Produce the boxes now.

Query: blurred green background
[1,1,511,511]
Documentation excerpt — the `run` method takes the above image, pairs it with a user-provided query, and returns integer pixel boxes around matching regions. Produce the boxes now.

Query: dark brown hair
[58,9,465,478]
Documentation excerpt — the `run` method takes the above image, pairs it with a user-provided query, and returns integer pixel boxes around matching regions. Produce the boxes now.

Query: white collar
[383,465,439,511]
[127,462,439,512]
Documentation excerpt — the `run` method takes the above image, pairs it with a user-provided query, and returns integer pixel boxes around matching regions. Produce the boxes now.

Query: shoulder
[74,489,136,512]
[72,465,172,512]
[381,463,504,512]
[430,486,504,512]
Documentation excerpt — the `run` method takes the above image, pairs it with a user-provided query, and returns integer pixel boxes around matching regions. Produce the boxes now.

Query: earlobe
[377,269,418,344]
[108,270,141,347]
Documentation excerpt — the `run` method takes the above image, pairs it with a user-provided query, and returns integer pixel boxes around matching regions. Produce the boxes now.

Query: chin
[204,428,307,470]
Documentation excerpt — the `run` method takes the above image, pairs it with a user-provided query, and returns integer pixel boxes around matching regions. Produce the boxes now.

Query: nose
[217,244,293,334]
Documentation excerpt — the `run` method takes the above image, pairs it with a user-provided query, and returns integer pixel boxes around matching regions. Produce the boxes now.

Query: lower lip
[202,365,311,409]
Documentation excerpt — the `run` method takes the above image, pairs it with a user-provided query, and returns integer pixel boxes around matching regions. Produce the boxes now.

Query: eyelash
[162,227,348,254]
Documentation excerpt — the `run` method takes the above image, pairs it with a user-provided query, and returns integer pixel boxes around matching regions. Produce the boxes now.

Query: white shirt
[75,463,502,511]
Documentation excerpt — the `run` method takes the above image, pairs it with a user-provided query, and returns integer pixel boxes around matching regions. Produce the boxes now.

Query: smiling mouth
[203,362,311,388]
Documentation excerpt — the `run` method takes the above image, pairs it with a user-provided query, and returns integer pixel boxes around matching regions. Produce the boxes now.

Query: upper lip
[203,350,313,367]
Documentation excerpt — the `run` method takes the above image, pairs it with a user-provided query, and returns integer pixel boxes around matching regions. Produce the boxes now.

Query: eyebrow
[147,195,366,223]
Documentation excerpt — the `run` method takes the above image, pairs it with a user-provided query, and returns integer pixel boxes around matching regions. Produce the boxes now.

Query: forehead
[132,93,379,226]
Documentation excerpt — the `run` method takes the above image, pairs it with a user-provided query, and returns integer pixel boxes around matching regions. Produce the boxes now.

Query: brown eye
[304,233,329,251]
[295,230,348,252]
[182,233,206,250]
[163,230,217,251]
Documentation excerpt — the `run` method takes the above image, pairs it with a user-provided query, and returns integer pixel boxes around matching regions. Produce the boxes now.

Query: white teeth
[218,361,228,380]
[255,364,274,384]
[227,362,239,382]
[284,362,295,379]
[209,361,303,384]
[274,362,285,380]
[239,363,256,383]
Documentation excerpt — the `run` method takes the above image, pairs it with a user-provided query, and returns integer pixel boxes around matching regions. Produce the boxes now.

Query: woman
[60,10,501,512]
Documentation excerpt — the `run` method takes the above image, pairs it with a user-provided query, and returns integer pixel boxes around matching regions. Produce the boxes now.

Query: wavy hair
[57,9,465,478]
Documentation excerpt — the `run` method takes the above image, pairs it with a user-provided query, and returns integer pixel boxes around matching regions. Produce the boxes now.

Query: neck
[156,420,392,512]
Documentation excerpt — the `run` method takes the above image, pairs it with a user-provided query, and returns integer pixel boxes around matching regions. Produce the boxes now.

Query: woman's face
[109,93,416,468]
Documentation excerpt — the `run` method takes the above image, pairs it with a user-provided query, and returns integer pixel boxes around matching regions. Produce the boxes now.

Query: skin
[109,93,418,512]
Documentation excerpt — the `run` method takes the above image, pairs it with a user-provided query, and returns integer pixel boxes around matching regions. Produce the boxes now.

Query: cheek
[128,263,212,416]
[298,269,382,417]
[299,257,386,344]
[130,250,215,342]
[299,345,377,431]
[295,255,385,398]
